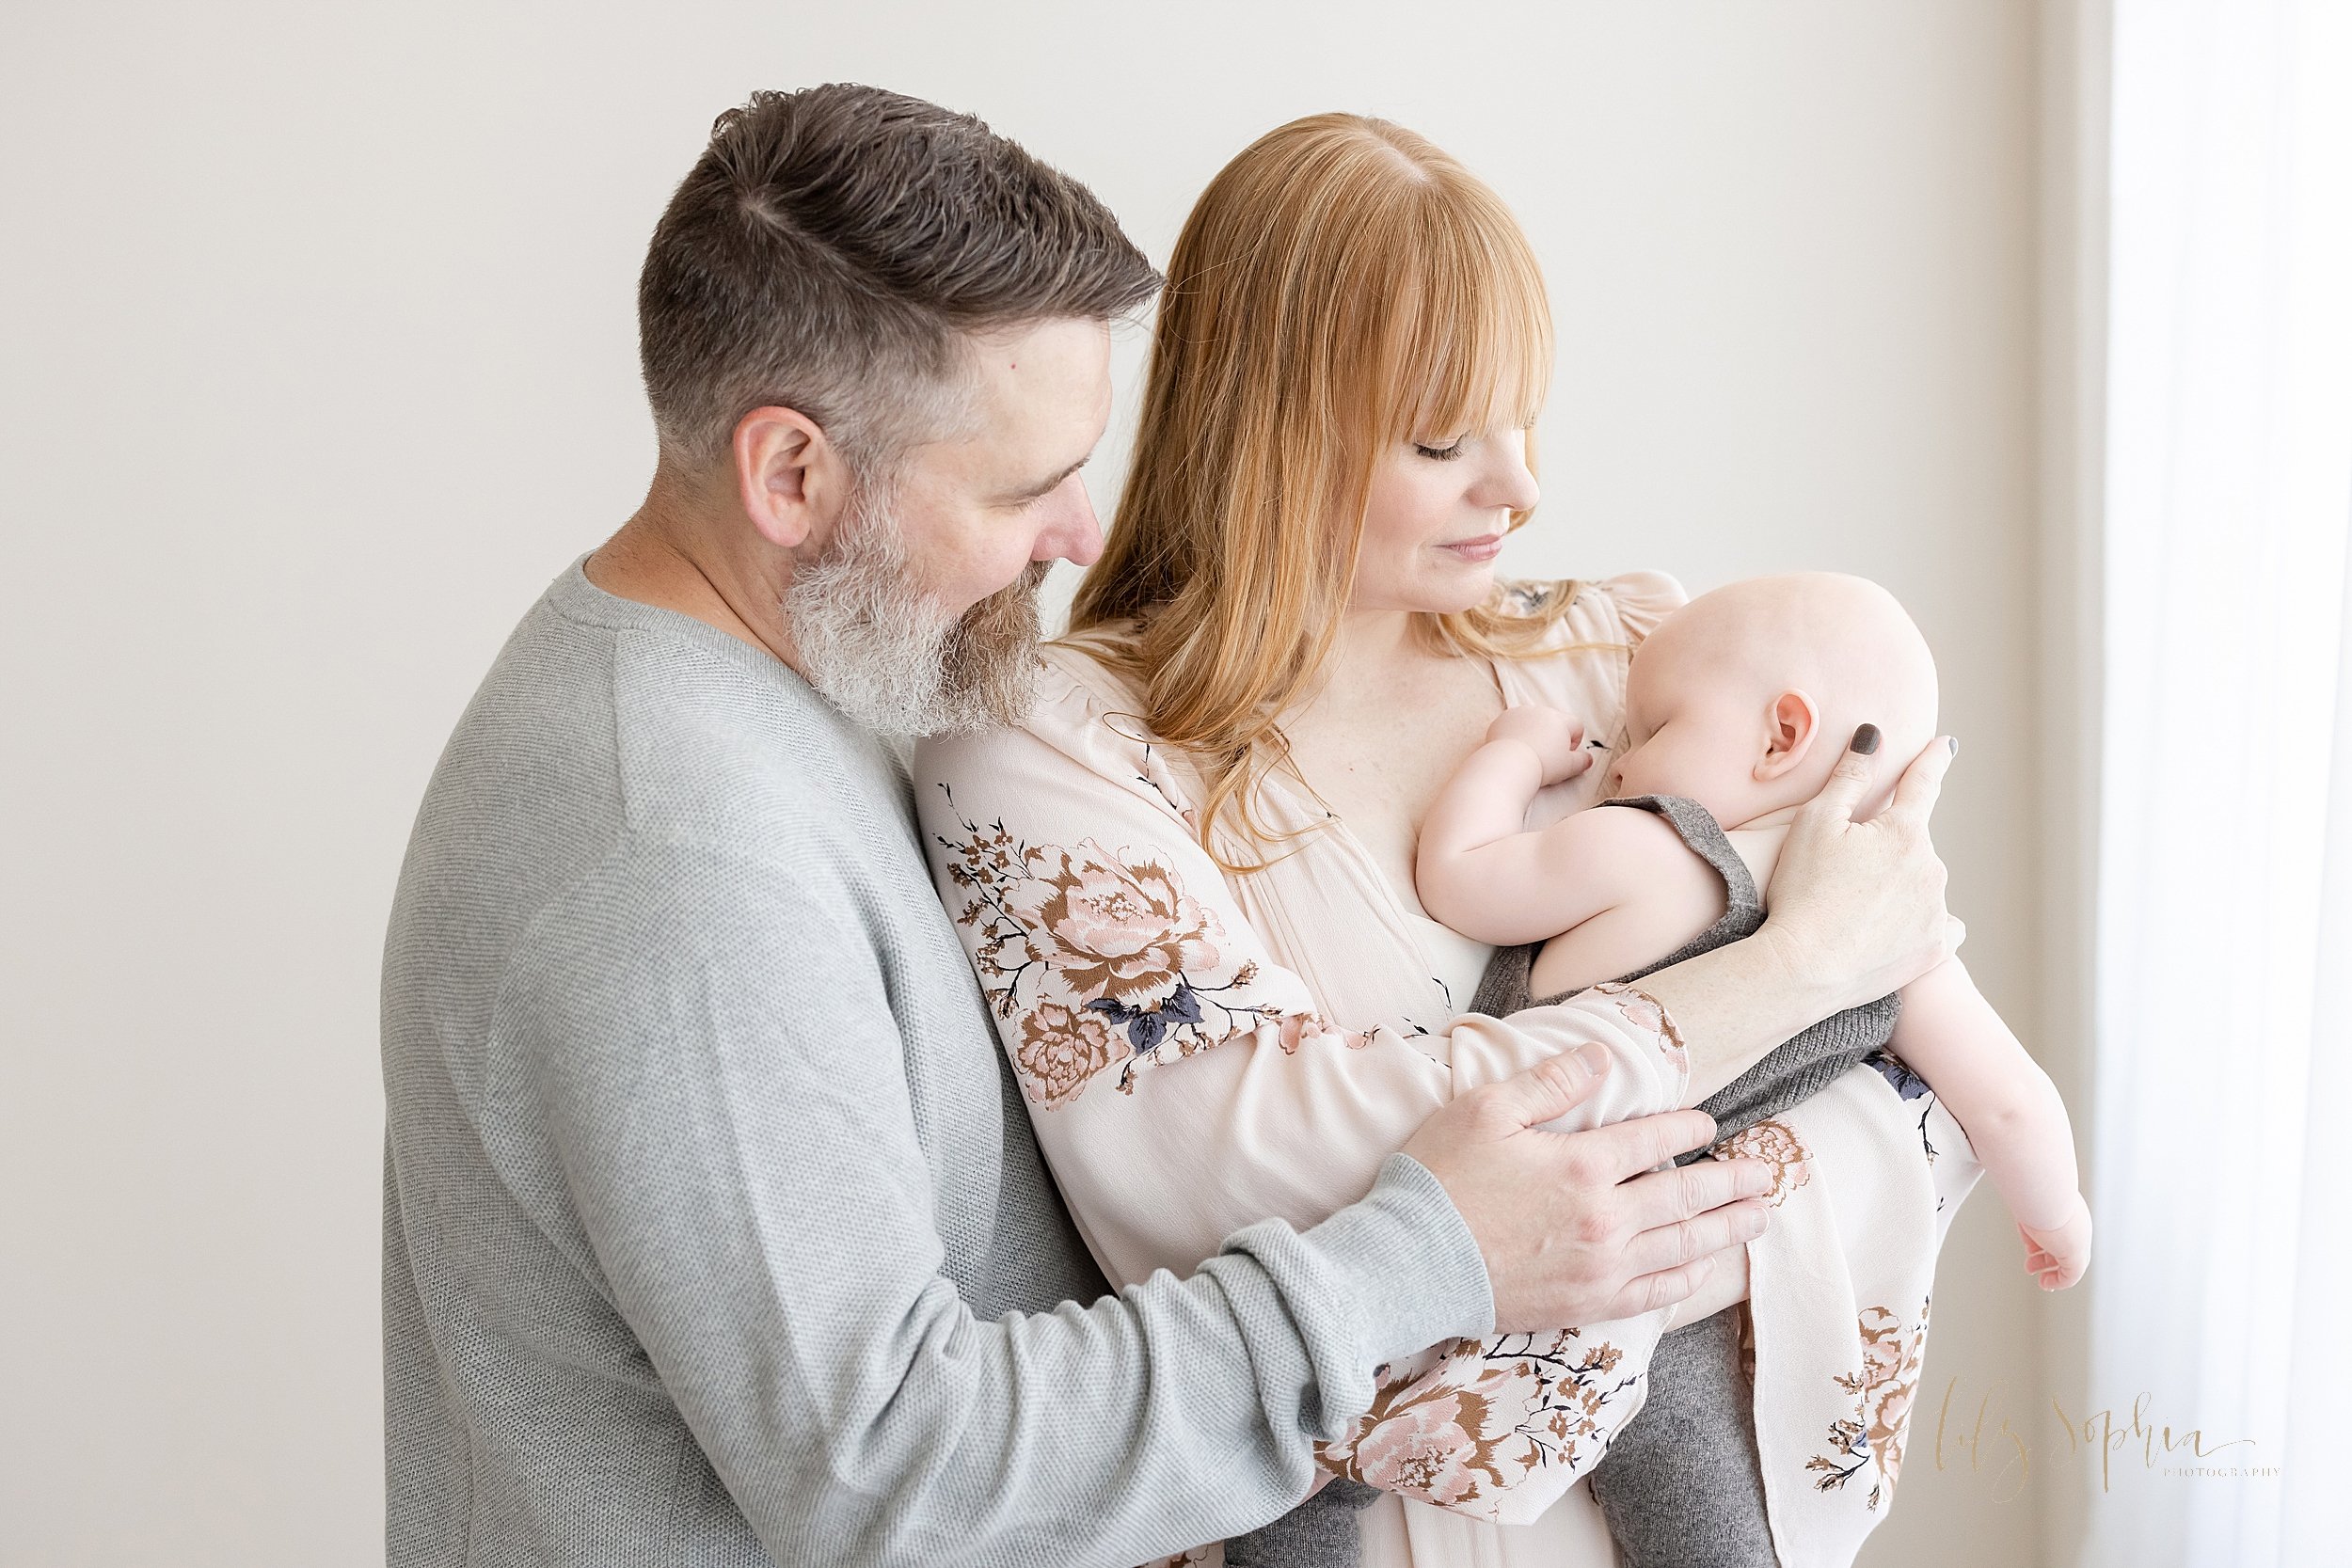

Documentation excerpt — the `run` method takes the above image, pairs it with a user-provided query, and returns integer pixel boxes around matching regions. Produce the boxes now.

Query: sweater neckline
[545,552,816,695]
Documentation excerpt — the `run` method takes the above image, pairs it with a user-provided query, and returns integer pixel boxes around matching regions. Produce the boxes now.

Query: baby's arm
[1416,705,1623,943]
[1888,957,2092,1289]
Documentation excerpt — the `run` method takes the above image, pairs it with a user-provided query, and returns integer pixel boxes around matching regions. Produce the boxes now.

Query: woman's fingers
[1794,723,1887,829]
[1881,735,1958,832]
[1758,721,1960,1008]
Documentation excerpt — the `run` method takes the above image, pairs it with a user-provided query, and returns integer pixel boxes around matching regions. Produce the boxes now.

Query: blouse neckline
[1249,651,1518,1018]
[1040,583,1651,1027]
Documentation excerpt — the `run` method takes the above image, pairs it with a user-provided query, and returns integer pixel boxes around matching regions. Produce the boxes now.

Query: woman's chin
[1409,563,1500,615]
[1354,563,1499,618]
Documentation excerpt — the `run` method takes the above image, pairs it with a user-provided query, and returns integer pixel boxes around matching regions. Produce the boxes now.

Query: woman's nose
[1474,437,1540,514]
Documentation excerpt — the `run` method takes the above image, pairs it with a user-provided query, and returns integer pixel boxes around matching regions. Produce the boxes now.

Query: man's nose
[1034,481,1104,568]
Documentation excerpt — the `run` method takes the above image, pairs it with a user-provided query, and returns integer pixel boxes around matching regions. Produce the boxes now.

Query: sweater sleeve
[911,660,1692,1291]
[493,837,1495,1568]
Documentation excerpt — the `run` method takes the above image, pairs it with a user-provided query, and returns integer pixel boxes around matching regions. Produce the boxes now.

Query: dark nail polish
[1947,736,1959,756]
[1850,723,1882,755]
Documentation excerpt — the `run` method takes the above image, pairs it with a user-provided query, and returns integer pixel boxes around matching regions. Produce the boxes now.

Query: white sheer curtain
[2091,3,2352,1565]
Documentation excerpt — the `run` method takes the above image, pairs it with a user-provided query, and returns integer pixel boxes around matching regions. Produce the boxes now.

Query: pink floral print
[1709,1117,1815,1208]
[1005,841,1225,1008]
[1011,1002,1130,1110]
[1806,1295,1931,1510]
[933,790,1359,1103]
[1589,980,1689,1073]
[1314,1329,1647,1522]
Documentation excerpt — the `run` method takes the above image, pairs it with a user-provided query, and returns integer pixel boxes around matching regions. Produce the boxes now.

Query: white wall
[0,3,2063,1562]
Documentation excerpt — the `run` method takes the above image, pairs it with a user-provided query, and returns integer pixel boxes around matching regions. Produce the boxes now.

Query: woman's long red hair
[1066,114,1604,871]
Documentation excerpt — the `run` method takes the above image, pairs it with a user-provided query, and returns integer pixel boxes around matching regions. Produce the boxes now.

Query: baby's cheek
[1612,750,1656,796]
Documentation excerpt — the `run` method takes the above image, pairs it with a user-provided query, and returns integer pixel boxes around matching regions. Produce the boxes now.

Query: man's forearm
[689,1153,1491,1568]
[595,1116,1492,1568]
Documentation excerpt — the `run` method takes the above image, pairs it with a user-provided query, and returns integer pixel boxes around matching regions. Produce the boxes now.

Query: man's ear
[731,405,848,551]
[1754,689,1822,782]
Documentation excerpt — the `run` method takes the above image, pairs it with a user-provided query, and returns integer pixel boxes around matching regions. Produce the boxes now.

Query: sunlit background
[3,3,2343,1564]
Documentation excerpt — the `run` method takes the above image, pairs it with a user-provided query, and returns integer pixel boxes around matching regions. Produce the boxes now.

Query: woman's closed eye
[1412,436,1466,461]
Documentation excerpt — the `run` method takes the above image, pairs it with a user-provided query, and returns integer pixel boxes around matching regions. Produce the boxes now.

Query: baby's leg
[1588,1307,1777,1568]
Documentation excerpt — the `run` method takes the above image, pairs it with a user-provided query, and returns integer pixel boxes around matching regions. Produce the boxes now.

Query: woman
[914,115,1978,1567]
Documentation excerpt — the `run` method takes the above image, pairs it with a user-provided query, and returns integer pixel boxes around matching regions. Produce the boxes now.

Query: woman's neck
[1304,606,1423,712]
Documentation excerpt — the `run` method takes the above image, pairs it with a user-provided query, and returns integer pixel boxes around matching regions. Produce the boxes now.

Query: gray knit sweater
[380,559,1494,1567]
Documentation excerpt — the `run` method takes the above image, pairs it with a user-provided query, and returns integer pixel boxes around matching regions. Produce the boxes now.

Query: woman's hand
[1759,726,1964,1017]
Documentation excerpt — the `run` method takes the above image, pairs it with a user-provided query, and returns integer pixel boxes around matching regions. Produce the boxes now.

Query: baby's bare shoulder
[1539,803,1718,893]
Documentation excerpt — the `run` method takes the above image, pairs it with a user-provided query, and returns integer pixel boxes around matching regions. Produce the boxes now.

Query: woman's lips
[1439,533,1504,562]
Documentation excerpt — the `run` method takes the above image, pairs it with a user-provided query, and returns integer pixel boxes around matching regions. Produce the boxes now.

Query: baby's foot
[2018,1195,2092,1291]
[1487,705,1590,784]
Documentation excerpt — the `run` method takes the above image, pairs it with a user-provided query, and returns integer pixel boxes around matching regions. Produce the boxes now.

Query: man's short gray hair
[637,84,1161,472]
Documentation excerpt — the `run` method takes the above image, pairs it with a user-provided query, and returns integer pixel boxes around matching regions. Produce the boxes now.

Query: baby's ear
[1754,689,1822,781]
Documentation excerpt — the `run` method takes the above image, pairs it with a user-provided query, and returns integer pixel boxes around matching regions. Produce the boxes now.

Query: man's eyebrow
[1000,455,1089,503]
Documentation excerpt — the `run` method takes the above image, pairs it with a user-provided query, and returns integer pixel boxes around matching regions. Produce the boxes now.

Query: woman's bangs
[1395,215,1552,441]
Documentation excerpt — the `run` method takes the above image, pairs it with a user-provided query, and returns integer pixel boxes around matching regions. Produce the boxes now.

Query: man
[381,84,1789,1567]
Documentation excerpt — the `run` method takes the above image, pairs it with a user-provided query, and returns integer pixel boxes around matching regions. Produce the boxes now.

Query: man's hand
[1402,1046,1774,1332]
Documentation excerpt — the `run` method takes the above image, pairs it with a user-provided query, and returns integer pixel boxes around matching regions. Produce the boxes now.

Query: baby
[1414,571,2090,1568]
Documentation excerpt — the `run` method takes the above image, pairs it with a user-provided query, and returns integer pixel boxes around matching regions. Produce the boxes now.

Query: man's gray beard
[783,483,1049,738]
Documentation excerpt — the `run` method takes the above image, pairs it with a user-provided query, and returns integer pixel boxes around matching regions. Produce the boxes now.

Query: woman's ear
[1754,689,1822,783]
[732,405,848,551]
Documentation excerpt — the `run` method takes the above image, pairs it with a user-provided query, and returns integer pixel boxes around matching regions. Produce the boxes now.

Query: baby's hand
[1486,705,1592,784]
[2018,1195,2092,1291]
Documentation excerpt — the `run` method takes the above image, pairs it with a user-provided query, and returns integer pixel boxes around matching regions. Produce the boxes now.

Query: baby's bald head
[1616,573,1938,822]
[1650,574,1939,734]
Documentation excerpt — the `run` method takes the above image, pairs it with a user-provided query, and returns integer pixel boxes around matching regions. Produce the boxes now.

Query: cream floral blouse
[912,573,1983,1568]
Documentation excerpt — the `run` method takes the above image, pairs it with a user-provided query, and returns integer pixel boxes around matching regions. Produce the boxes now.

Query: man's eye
[1414,439,1466,461]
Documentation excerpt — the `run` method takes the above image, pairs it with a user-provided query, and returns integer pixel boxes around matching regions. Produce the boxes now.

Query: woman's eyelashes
[1411,424,1534,462]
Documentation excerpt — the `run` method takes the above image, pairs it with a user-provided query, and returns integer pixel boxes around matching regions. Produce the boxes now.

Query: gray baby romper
[1471,792,1903,1568]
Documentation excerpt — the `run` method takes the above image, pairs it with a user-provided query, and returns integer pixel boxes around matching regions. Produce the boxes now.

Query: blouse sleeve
[1598,567,1689,644]
[912,655,1692,1291]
